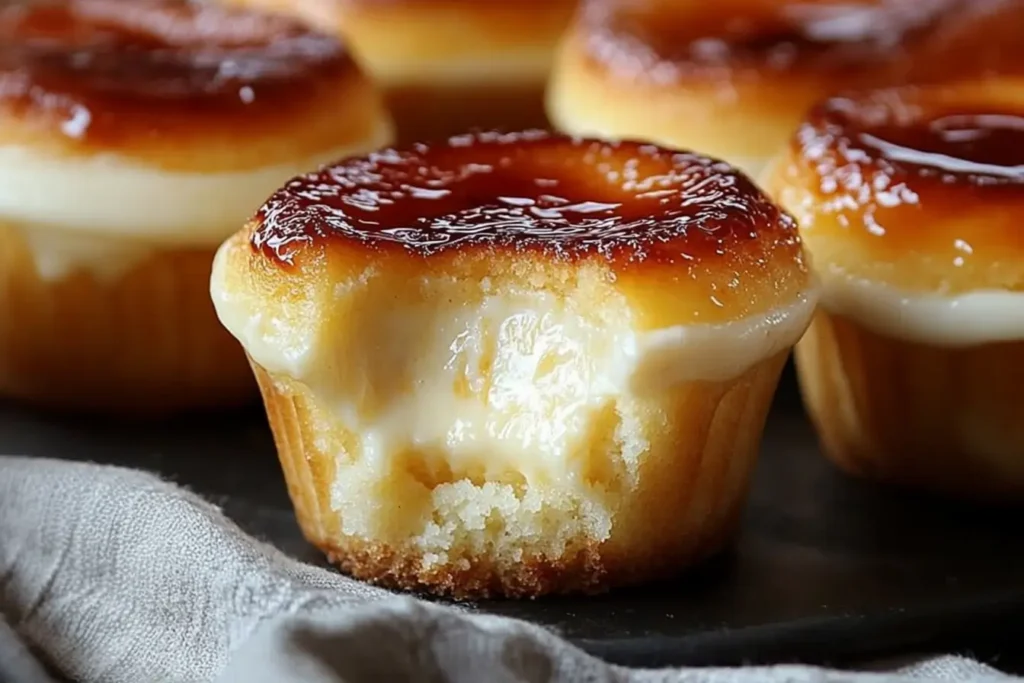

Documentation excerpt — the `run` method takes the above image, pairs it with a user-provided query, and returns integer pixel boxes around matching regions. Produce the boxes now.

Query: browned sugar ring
[580,0,956,82]
[0,0,352,142]
[796,89,1024,193]
[252,130,798,268]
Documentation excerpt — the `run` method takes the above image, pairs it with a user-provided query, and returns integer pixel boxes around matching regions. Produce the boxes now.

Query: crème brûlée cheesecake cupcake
[0,0,391,413]
[228,0,577,144]
[764,83,1024,499]
[211,131,818,598]
[547,0,959,179]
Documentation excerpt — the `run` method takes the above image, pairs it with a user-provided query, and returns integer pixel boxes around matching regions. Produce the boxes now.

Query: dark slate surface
[4,368,1023,669]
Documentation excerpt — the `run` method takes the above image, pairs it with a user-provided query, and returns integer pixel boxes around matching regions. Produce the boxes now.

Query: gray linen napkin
[0,455,1019,683]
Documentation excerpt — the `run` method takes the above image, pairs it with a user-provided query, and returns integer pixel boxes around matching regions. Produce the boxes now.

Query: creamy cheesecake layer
[818,268,1024,347]
[0,122,392,280]
[212,242,817,492]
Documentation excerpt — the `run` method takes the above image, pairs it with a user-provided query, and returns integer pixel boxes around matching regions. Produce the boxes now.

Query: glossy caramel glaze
[0,0,360,159]
[774,85,1024,292]
[581,0,958,84]
[254,130,803,271]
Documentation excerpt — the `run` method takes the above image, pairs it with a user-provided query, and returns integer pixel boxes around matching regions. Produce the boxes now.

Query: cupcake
[227,0,576,144]
[547,0,959,179]
[211,131,818,598]
[0,0,392,413]
[764,83,1024,499]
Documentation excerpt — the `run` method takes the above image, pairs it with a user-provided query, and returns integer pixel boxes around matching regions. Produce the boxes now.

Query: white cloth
[0,456,1019,683]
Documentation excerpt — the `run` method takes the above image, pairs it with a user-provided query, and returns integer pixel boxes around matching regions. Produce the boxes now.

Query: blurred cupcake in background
[227,0,578,144]
[764,81,1024,499]
[547,0,961,179]
[0,0,392,413]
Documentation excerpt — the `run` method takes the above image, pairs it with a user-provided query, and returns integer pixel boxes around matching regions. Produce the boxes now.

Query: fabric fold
[0,456,1018,683]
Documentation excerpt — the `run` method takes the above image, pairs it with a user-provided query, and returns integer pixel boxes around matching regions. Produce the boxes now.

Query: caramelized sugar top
[581,0,957,84]
[0,0,354,149]
[254,131,804,274]
[783,86,1024,289]
[797,88,1024,202]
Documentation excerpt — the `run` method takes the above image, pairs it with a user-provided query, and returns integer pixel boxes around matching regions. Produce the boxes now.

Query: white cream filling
[630,290,819,387]
[213,242,817,489]
[0,120,392,280]
[819,269,1024,346]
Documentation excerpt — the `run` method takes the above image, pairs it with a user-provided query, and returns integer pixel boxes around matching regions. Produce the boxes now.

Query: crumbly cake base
[252,353,788,599]
[315,528,732,599]
[0,225,255,414]
[796,310,1024,500]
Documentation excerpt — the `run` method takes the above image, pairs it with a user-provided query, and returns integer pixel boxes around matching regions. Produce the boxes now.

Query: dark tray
[5,369,1024,669]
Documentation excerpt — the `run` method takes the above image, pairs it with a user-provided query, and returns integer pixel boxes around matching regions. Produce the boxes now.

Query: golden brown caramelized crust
[581,0,951,84]
[248,131,810,325]
[766,83,1024,293]
[550,0,961,164]
[0,0,384,169]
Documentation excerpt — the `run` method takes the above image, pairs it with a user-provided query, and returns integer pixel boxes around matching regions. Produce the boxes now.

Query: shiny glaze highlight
[796,89,1024,203]
[253,131,803,271]
[780,86,1024,291]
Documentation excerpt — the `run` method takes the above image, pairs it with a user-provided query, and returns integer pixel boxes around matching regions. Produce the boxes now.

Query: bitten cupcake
[547,0,958,179]
[0,0,391,413]
[764,83,1024,499]
[211,131,818,598]
[229,0,576,144]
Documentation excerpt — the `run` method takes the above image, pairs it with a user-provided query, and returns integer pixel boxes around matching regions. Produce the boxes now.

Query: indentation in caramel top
[581,0,957,83]
[253,130,802,270]
[849,111,1024,184]
[0,0,354,149]
[798,90,1024,199]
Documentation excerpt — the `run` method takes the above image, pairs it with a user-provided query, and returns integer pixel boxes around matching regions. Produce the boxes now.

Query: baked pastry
[0,0,391,413]
[547,0,958,179]
[227,0,576,144]
[211,131,818,597]
[764,83,1024,499]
